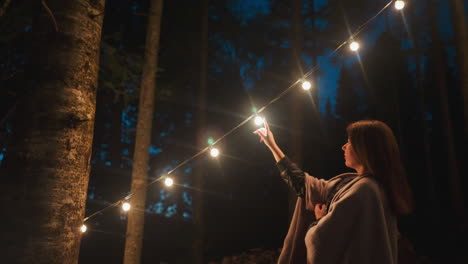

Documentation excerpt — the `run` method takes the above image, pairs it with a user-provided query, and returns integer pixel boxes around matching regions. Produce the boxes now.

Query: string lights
[80,0,404,233]
[254,116,264,126]
[164,177,174,187]
[122,202,131,212]
[394,1,405,10]
[301,80,312,91]
[349,41,360,52]
[209,147,220,158]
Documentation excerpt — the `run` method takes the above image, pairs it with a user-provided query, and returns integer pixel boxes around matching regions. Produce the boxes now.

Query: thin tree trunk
[0,0,105,263]
[123,0,163,263]
[449,0,468,138]
[428,0,464,219]
[193,1,209,263]
[408,2,437,215]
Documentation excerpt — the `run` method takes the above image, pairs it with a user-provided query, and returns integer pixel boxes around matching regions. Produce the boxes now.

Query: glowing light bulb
[349,41,360,51]
[254,116,264,126]
[81,224,87,233]
[164,177,174,187]
[210,148,220,157]
[122,202,131,211]
[302,81,311,91]
[394,1,405,10]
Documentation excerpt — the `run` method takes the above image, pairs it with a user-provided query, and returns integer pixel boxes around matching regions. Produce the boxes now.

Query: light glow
[254,116,264,126]
[302,81,312,91]
[81,224,87,233]
[122,202,131,211]
[394,1,405,10]
[164,177,174,187]
[349,41,360,52]
[210,148,220,157]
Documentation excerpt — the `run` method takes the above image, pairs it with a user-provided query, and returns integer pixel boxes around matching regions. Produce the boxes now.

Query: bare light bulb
[164,177,174,187]
[302,81,312,91]
[254,116,264,126]
[394,1,405,10]
[122,202,131,211]
[210,148,220,157]
[349,41,360,52]
[81,224,87,233]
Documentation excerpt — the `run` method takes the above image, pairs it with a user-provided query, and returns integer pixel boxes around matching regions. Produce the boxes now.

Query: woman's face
[342,139,363,172]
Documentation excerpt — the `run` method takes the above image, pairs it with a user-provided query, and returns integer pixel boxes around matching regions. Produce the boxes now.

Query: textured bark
[123,0,163,263]
[449,0,468,138]
[0,0,105,263]
[193,1,209,263]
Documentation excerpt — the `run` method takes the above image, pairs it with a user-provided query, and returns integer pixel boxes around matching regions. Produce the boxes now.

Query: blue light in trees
[131,2,139,13]
[183,212,192,220]
[165,204,177,218]
[185,112,192,126]
[183,192,192,206]
[122,149,130,156]
[226,0,271,25]
[280,40,290,49]
[149,145,162,155]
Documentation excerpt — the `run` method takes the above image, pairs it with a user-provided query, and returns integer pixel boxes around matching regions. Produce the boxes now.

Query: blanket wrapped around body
[277,163,398,264]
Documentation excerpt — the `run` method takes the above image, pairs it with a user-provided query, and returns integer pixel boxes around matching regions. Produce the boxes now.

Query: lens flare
[395,1,405,10]
[254,116,264,126]
[349,41,360,52]
[302,81,311,91]
[122,202,131,211]
[164,177,174,187]
[210,148,220,157]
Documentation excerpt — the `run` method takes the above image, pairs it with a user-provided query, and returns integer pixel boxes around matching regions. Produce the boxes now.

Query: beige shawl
[278,173,398,264]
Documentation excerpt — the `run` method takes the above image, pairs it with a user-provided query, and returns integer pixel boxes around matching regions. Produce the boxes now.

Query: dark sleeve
[276,156,305,197]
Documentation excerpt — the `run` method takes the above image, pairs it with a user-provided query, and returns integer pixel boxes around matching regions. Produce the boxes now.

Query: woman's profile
[254,119,413,264]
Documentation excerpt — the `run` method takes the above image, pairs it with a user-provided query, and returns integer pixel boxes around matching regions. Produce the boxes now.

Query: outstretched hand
[253,119,277,149]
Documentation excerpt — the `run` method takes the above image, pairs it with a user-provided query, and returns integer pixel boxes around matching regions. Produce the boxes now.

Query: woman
[253,119,413,264]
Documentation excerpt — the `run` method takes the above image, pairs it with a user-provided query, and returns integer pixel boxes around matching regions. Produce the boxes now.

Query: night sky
[1,0,468,263]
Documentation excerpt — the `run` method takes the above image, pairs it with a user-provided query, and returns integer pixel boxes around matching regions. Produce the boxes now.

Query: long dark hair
[347,120,413,215]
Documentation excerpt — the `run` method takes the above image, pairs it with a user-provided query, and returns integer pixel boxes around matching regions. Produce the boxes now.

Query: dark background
[1,0,467,263]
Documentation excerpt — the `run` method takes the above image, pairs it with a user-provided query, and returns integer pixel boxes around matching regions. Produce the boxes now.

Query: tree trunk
[428,0,464,219]
[0,0,105,263]
[193,1,209,263]
[123,0,163,263]
[449,0,468,138]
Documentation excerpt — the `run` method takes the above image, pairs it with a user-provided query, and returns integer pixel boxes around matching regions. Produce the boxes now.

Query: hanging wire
[82,0,396,223]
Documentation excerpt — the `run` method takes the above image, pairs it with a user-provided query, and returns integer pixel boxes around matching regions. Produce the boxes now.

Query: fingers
[314,203,327,211]
[253,129,266,143]
[263,119,270,134]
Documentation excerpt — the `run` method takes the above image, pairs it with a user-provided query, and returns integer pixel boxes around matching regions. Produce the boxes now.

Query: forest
[0,0,467,263]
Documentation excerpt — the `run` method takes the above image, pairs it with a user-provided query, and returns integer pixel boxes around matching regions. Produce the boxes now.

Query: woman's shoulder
[349,176,382,198]
[330,172,358,181]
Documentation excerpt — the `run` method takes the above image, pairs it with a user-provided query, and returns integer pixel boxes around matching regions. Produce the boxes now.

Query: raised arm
[254,119,329,203]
